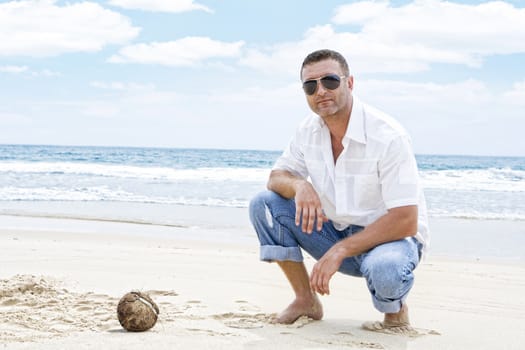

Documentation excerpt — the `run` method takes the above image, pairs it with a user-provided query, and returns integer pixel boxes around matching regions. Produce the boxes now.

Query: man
[249,49,429,333]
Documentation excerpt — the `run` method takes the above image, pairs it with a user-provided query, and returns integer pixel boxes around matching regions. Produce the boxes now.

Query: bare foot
[272,294,323,324]
[384,303,410,326]
[362,304,416,335]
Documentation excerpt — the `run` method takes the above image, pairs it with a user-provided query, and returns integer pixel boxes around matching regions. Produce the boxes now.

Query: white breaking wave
[2,161,524,192]
[0,161,270,182]
[420,167,525,192]
[0,186,249,208]
[429,210,525,221]
[1,160,524,219]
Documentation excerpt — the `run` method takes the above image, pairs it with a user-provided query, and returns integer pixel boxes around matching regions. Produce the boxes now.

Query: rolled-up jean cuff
[372,296,406,314]
[260,245,303,262]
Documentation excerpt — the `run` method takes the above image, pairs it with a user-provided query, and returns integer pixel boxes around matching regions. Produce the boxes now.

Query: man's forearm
[336,205,418,258]
[267,169,306,199]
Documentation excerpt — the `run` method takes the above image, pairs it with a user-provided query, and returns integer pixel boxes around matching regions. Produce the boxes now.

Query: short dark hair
[300,49,350,79]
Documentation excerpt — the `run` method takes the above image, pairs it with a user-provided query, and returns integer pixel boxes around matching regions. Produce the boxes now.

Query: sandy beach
[1,208,524,350]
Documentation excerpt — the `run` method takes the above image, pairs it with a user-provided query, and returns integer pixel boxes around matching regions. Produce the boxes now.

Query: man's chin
[317,107,338,119]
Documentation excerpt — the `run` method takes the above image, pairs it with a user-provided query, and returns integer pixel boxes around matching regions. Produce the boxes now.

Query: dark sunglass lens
[303,80,317,95]
[320,75,341,90]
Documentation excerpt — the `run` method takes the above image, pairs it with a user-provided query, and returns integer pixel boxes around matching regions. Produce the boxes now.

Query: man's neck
[324,97,353,143]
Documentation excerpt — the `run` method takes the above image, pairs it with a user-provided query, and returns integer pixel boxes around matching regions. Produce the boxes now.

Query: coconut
[117,291,159,332]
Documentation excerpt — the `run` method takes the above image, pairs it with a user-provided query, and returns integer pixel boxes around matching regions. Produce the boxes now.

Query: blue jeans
[249,190,422,314]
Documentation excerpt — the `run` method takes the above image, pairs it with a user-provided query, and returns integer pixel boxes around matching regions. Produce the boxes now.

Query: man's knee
[249,191,303,261]
[249,191,275,224]
[250,190,275,209]
[363,251,416,299]
[249,191,294,222]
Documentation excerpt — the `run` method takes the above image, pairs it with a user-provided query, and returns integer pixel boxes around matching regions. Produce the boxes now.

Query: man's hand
[309,244,346,295]
[267,170,328,233]
[294,181,328,233]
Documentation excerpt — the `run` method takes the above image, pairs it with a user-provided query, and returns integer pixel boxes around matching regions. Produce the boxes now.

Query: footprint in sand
[181,300,206,312]
[213,312,273,329]
[146,290,179,297]
[306,332,384,349]
[0,275,123,343]
[75,306,92,312]
[362,321,441,338]
[185,328,235,337]
[234,300,261,312]
[2,298,20,306]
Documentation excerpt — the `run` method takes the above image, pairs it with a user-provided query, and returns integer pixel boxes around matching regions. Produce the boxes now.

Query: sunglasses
[302,74,346,96]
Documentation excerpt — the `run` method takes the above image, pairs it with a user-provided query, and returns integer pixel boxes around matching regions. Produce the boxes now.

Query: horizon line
[0,143,523,158]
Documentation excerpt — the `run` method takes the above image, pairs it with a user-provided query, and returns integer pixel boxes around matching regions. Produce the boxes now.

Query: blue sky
[1,0,524,156]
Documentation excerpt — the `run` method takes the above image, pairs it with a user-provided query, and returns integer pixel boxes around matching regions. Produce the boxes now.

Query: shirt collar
[311,95,366,145]
[346,95,366,144]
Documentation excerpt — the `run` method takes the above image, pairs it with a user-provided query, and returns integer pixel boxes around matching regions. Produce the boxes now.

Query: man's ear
[347,75,354,90]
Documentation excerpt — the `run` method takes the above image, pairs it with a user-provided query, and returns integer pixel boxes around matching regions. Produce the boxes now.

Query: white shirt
[273,96,429,253]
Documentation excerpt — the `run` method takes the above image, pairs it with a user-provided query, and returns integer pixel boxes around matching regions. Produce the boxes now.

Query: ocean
[1,144,524,226]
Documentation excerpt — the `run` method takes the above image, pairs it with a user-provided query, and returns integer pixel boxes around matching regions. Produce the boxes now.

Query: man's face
[301,59,353,119]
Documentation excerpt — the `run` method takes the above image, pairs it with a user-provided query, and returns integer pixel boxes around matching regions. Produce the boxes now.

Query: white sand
[1,213,524,349]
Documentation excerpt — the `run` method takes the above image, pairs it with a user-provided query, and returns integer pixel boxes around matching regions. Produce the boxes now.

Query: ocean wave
[0,186,249,208]
[0,161,270,182]
[0,211,190,228]
[1,200,522,222]
[428,211,525,221]
[3,161,525,192]
[420,167,525,192]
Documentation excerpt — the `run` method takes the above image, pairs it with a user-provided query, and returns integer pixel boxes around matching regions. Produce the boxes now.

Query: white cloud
[241,1,525,75]
[355,78,494,133]
[1,81,306,149]
[0,65,60,77]
[90,81,155,91]
[0,0,140,57]
[108,0,212,13]
[81,104,121,118]
[4,76,524,154]
[334,0,525,57]
[0,111,31,124]
[32,69,61,77]
[241,24,470,75]
[502,80,525,105]
[358,78,491,107]
[109,37,245,66]
[354,77,524,155]
[0,65,28,73]
[332,0,390,24]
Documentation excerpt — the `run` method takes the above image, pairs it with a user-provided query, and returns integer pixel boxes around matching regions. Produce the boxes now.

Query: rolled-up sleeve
[379,135,420,209]
[272,130,309,179]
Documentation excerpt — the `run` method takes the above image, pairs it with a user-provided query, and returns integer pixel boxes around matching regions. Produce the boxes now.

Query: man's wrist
[292,178,308,193]
[333,242,350,261]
